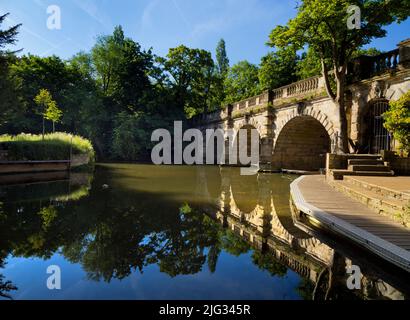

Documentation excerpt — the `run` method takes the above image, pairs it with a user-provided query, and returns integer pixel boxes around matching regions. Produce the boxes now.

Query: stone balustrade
[191,38,410,126]
[272,75,323,102]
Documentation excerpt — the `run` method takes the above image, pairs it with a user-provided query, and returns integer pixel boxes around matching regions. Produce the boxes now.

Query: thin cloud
[72,0,113,31]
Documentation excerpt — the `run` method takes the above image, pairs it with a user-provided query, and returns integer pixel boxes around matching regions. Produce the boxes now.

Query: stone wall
[381,151,410,175]
[71,154,91,168]
[0,150,8,161]
[326,153,349,170]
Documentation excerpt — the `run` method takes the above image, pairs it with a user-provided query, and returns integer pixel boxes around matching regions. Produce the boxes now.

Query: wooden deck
[290,175,410,272]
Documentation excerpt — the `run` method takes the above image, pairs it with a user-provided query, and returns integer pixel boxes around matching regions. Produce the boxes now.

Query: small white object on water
[102,184,109,189]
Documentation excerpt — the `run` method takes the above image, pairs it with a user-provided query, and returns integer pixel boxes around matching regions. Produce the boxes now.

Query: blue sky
[1,0,409,65]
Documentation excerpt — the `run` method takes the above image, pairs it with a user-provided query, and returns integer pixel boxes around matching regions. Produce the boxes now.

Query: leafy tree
[384,91,410,155]
[44,100,62,132]
[216,39,229,76]
[224,60,260,104]
[111,110,178,161]
[296,47,382,80]
[296,47,324,79]
[259,47,299,90]
[34,89,58,136]
[113,40,154,113]
[268,0,410,153]
[164,45,215,116]
[92,26,125,95]
[7,55,69,134]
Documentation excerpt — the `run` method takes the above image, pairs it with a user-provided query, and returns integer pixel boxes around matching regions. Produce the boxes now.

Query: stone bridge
[192,39,410,172]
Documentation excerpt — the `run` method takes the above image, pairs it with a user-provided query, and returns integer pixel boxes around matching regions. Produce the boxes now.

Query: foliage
[163,45,216,116]
[0,13,22,127]
[34,88,62,132]
[252,250,287,277]
[214,39,230,108]
[296,47,323,79]
[259,47,299,90]
[224,60,260,104]
[111,112,170,161]
[0,132,95,160]
[0,13,21,54]
[384,91,410,154]
[216,39,229,76]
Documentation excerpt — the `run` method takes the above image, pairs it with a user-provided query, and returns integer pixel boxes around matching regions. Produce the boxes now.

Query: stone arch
[272,115,332,171]
[232,116,265,137]
[230,171,259,214]
[231,123,261,167]
[274,108,335,145]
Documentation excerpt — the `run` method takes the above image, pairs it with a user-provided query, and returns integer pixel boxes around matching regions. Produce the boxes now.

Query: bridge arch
[231,123,261,167]
[273,115,332,171]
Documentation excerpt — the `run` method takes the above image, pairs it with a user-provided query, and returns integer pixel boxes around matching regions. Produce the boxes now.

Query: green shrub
[0,132,95,161]
[384,91,410,155]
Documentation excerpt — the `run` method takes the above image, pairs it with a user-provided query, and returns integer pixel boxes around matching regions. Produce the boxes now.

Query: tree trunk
[42,116,45,139]
[321,58,350,154]
[53,121,55,133]
[335,96,349,154]
[335,75,349,154]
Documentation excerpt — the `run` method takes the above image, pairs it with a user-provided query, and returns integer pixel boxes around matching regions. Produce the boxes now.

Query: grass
[0,132,95,161]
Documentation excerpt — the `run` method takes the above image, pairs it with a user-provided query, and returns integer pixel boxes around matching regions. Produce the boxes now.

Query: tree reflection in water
[0,203,17,299]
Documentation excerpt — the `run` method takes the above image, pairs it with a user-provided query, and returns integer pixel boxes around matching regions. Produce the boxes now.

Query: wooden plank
[290,175,410,272]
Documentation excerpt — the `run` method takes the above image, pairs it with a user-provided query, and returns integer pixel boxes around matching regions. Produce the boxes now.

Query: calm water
[0,164,409,300]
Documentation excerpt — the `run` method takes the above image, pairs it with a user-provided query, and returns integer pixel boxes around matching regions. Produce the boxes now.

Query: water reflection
[0,165,409,300]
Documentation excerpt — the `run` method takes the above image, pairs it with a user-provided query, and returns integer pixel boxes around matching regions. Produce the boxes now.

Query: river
[0,164,409,300]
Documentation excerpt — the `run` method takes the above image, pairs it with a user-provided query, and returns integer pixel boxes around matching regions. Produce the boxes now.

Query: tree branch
[321,57,336,101]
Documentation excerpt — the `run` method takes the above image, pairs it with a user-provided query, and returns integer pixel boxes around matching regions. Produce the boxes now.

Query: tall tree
[216,39,229,76]
[224,60,260,104]
[92,26,125,95]
[269,0,410,153]
[213,39,230,109]
[164,45,215,116]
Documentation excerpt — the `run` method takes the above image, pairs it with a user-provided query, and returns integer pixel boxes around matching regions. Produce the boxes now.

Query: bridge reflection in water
[195,166,410,300]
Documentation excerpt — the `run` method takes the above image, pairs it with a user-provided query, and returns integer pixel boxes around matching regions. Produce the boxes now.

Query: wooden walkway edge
[290,175,410,272]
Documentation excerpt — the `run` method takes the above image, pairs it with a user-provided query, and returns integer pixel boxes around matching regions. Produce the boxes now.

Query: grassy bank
[0,133,95,161]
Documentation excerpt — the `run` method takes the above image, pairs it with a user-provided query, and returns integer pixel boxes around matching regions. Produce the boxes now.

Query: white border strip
[290,176,410,272]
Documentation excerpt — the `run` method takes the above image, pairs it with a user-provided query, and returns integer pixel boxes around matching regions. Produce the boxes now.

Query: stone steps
[344,176,410,201]
[329,154,394,180]
[347,159,385,166]
[330,179,410,228]
[348,164,392,172]
[345,154,381,160]
[330,169,395,180]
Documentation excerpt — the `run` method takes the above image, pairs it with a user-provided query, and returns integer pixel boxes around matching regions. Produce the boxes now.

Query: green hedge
[0,133,95,161]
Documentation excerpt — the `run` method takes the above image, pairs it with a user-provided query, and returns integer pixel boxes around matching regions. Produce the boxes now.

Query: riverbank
[0,133,94,174]
[290,175,410,272]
